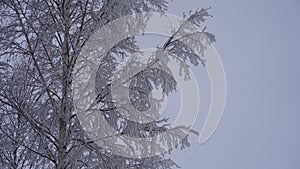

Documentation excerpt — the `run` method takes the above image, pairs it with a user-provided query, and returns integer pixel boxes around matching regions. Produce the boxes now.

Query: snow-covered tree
[0,0,215,168]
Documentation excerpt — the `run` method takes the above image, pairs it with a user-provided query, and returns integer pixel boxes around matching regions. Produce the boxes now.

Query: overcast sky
[161,0,300,168]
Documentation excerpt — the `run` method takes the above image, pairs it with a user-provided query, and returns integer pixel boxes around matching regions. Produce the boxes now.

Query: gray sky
[163,0,300,168]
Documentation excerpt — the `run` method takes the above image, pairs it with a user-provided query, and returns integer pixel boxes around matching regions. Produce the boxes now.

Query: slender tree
[0,0,215,168]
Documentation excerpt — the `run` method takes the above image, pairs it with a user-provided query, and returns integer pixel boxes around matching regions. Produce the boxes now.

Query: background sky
[160,0,300,168]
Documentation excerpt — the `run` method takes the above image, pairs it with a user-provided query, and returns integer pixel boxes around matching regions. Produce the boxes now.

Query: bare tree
[0,0,214,168]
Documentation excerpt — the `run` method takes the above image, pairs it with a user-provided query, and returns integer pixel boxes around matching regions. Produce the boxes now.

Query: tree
[0,0,215,168]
